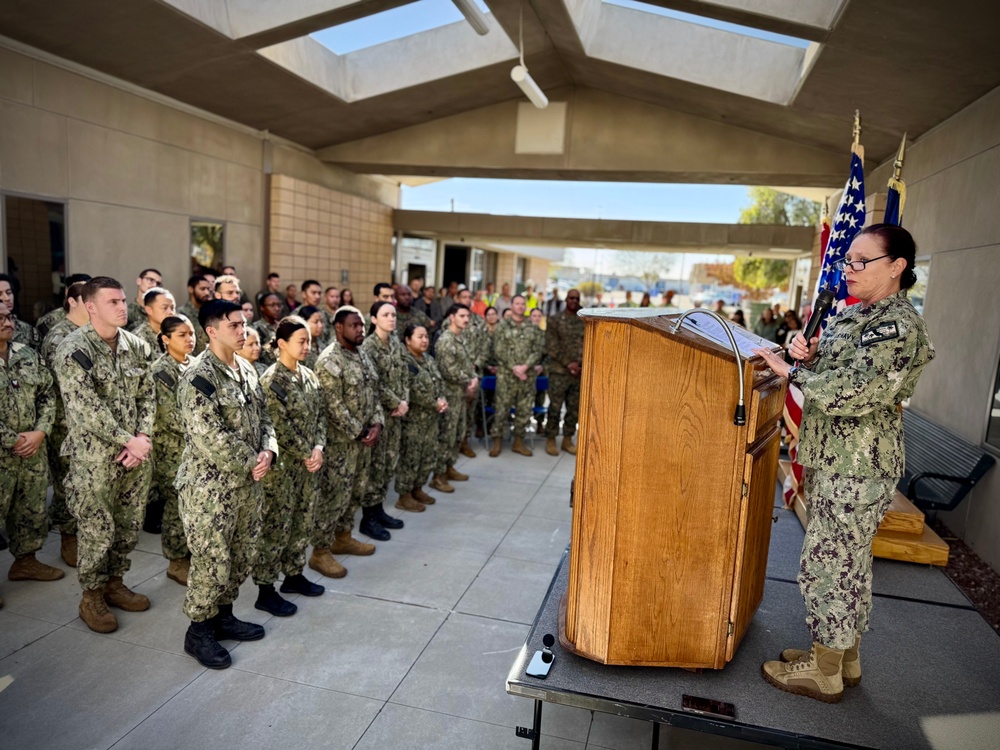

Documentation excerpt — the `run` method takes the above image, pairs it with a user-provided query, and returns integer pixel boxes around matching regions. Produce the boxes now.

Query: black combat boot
[280,574,325,597]
[213,603,265,641]
[255,584,298,617]
[185,620,231,669]
[374,503,404,530]
[360,506,391,541]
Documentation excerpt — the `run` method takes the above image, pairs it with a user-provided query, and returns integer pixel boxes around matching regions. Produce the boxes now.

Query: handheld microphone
[802,288,836,344]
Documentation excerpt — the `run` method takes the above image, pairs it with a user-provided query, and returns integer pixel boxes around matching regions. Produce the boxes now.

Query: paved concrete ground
[0,447,764,749]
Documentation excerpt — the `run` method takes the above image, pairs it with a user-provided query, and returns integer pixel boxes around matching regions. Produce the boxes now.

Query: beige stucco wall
[0,42,397,310]
[866,85,1000,571]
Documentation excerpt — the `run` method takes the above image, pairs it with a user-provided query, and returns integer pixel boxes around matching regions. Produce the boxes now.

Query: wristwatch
[787,365,800,382]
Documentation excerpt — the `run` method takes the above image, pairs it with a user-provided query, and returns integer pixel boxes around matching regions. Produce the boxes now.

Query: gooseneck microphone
[802,288,836,344]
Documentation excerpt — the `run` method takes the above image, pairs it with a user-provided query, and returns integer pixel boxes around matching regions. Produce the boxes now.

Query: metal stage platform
[506,492,1000,750]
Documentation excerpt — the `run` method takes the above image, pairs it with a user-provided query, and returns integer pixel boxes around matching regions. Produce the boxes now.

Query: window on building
[191,220,224,274]
[2,194,66,323]
[515,257,527,293]
[908,257,931,316]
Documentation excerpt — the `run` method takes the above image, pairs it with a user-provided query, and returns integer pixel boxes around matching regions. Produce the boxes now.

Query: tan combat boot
[446,465,469,482]
[459,438,477,458]
[782,635,861,687]
[61,533,78,568]
[80,589,118,633]
[429,474,454,493]
[561,436,577,455]
[8,553,65,581]
[331,531,375,556]
[489,438,502,457]
[395,492,426,512]
[166,558,190,586]
[413,487,436,505]
[104,576,151,612]
[762,642,844,703]
[512,437,533,457]
[545,437,559,456]
[309,548,347,578]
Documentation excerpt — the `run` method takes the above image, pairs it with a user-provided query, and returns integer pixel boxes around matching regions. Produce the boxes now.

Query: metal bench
[900,408,996,513]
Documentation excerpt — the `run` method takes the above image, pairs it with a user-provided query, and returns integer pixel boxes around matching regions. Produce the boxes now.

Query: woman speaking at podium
[753,224,935,703]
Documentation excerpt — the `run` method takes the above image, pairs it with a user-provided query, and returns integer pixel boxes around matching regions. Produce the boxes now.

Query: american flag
[816,151,866,315]
[781,149,865,508]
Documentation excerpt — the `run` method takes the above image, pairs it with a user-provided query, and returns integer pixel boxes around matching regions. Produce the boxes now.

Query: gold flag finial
[852,110,862,148]
[892,132,907,181]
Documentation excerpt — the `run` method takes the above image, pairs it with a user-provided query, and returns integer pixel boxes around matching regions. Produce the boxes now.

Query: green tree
[738,187,820,227]
[733,257,791,299]
[577,280,604,297]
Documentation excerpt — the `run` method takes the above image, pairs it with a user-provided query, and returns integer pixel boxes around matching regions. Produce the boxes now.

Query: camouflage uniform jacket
[151,353,190,455]
[465,314,489,371]
[361,332,409,414]
[790,290,935,479]
[261,361,326,462]
[315,341,384,444]
[176,302,207,355]
[126,300,147,332]
[545,311,585,375]
[395,308,433,341]
[36,307,66,340]
[53,323,155,463]
[434,329,476,388]
[41,317,81,432]
[494,318,545,371]
[13,316,41,351]
[175,349,279,487]
[133,322,162,358]
[321,308,338,335]
[402,350,444,414]
[1,342,56,448]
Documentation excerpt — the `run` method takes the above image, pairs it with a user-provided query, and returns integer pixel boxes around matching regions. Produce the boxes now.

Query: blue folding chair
[531,375,549,446]
[479,375,497,446]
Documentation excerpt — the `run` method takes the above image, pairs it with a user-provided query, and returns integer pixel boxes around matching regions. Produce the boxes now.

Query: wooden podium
[562,309,787,669]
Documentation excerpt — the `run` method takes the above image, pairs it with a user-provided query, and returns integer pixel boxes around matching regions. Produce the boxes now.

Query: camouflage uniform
[176,350,278,622]
[434,328,476,472]
[360,332,409,507]
[252,319,278,366]
[41,317,80,534]
[395,307,432,341]
[789,290,935,650]
[397,350,445,494]
[253,361,326,586]
[13,316,41,351]
[320,308,338,335]
[0,342,55,558]
[53,324,155,591]
[126,300,147,332]
[492,318,545,438]
[544,311,585,439]
[36,307,66,340]
[176,302,207,355]
[313,342,383,546]
[151,353,191,561]
[133,322,162,356]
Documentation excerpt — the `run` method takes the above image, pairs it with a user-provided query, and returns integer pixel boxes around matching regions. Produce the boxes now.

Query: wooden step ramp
[779,461,949,566]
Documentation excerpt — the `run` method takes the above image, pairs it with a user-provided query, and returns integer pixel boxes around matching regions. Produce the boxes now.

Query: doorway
[2,194,66,323]
[443,245,469,289]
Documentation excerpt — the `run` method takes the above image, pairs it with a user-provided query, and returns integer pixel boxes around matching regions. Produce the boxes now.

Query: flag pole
[852,109,865,161]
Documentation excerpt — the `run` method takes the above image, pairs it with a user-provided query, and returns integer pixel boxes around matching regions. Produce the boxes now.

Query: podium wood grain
[564,312,785,668]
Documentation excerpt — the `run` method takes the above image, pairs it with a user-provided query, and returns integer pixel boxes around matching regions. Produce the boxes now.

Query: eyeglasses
[833,254,891,272]
[142,276,163,284]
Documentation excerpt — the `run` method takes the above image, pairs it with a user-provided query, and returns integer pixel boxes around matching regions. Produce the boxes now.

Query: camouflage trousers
[46,422,76,534]
[180,478,263,622]
[253,457,317,585]
[799,469,896,651]
[437,384,468,473]
[313,440,371,548]
[66,458,152,591]
[493,373,536,438]
[363,416,402,508]
[153,442,188,561]
[0,451,50,559]
[464,382,480,439]
[544,373,581,439]
[398,409,439,493]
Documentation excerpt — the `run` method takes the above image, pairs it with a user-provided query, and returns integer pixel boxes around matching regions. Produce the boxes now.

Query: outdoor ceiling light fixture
[511,1,548,108]
[451,0,490,35]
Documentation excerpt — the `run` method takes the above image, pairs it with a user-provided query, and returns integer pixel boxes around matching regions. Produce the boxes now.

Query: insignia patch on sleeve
[860,320,900,346]
[154,370,176,389]
[71,350,94,371]
[192,374,216,398]
[269,381,288,404]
